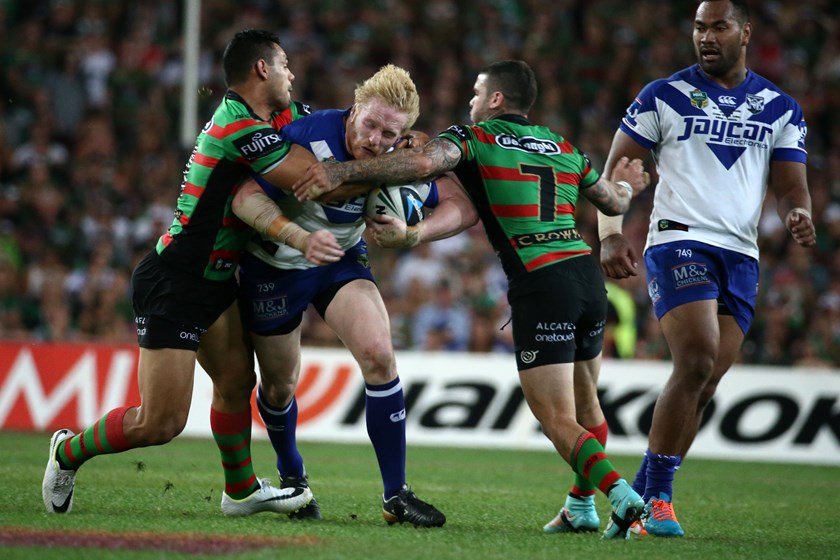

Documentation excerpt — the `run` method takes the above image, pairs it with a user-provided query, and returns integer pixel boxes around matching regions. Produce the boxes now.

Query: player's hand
[600,234,639,279]
[292,162,343,202]
[785,208,817,247]
[365,214,420,248]
[611,156,650,195]
[393,130,430,150]
[302,229,344,265]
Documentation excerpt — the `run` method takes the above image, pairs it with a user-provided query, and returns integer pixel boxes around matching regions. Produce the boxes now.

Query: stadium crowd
[0,0,838,368]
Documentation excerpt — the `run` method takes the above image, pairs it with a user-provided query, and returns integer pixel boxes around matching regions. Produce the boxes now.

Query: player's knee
[538,414,578,446]
[673,352,716,386]
[356,342,396,384]
[130,414,187,446]
[697,379,720,412]
[259,377,297,407]
[215,370,257,403]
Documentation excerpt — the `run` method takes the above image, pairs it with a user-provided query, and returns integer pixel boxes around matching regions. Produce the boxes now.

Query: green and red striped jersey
[439,115,600,281]
[155,92,310,281]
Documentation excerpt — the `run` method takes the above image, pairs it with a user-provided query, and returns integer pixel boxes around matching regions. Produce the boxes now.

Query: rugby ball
[365,184,426,226]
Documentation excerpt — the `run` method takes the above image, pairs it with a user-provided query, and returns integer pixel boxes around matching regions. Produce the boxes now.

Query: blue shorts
[238,240,375,336]
[644,241,758,334]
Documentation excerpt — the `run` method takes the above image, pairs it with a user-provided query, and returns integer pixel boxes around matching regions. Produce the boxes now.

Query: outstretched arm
[292,137,462,201]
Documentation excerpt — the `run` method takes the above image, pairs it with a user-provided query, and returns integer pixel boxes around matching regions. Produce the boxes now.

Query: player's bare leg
[544,357,606,533]
[250,325,320,518]
[520,362,642,539]
[640,299,721,537]
[43,347,197,513]
[199,302,311,516]
[327,279,445,527]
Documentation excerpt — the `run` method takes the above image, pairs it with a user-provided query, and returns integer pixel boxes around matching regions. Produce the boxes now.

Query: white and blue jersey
[248,108,440,269]
[239,109,440,335]
[620,64,807,260]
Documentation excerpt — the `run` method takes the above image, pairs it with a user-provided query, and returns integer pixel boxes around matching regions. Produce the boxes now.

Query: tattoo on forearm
[586,180,626,215]
[343,138,459,184]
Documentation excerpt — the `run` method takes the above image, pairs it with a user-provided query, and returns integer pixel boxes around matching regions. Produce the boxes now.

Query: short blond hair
[354,64,420,130]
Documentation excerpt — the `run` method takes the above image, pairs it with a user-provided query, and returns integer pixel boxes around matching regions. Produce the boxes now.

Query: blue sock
[632,451,648,496]
[643,449,681,502]
[256,386,305,478]
[365,377,406,499]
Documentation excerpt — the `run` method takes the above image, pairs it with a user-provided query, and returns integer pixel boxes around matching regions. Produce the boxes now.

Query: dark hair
[222,29,282,87]
[480,60,538,114]
[698,0,750,25]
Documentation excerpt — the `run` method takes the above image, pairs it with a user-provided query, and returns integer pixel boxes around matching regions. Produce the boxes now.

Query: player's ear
[741,21,751,46]
[489,91,504,109]
[254,58,269,80]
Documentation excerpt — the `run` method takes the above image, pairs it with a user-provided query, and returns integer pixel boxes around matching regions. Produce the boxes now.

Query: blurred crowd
[0,0,838,368]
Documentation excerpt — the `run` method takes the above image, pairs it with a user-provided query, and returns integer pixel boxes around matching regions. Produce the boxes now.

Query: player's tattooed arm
[421,138,462,177]
[293,137,462,200]
[582,156,649,216]
[584,178,631,216]
[342,137,460,184]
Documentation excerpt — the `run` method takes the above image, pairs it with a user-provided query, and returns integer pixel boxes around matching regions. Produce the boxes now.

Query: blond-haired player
[232,65,475,526]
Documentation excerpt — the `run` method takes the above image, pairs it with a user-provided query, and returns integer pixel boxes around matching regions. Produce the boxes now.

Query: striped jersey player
[439,117,596,282]
[156,94,310,281]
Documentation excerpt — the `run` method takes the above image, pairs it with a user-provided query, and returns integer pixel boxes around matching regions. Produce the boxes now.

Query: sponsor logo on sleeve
[444,124,471,141]
[213,258,235,272]
[233,129,285,161]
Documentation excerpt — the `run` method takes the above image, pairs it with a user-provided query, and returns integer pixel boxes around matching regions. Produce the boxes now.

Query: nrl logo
[690,89,709,109]
[746,94,765,114]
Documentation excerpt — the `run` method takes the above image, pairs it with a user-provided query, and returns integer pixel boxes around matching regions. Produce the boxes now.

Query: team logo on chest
[689,89,709,109]
[745,94,765,114]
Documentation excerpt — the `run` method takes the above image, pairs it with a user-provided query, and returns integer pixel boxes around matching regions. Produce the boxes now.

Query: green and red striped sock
[56,406,132,470]
[211,408,259,500]
[571,430,621,495]
[570,422,609,497]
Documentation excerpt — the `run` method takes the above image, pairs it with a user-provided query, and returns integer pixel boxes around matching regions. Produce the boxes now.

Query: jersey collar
[224,90,267,121]
[491,114,530,126]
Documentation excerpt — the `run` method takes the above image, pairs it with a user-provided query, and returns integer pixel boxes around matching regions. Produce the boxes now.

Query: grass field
[1,430,836,560]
